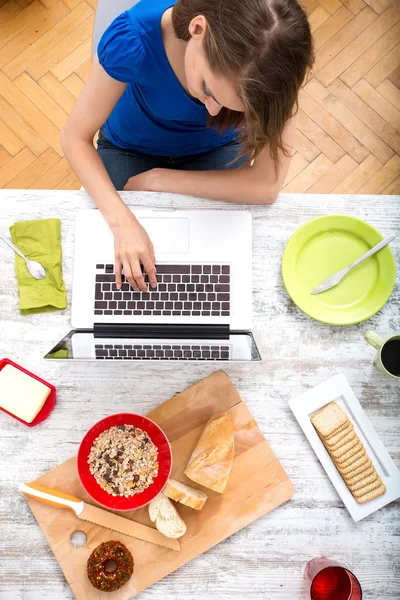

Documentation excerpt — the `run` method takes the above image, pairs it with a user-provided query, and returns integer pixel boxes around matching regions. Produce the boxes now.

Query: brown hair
[173,0,314,163]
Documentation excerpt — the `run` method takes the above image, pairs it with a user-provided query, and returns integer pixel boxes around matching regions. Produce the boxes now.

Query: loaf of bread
[163,479,208,510]
[149,493,186,539]
[184,412,234,494]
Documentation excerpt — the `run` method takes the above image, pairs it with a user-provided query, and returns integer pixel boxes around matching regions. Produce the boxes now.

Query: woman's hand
[123,169,162,192]
[111,211,157,291]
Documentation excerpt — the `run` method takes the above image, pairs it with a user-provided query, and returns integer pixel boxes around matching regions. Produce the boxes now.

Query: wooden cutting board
[25,372,294,599]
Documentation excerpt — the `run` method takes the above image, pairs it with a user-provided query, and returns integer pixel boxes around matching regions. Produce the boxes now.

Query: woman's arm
[124,116,297,204]
[61,57,157,291]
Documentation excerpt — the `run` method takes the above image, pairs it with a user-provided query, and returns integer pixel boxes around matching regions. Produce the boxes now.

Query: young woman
[61,0,314,292]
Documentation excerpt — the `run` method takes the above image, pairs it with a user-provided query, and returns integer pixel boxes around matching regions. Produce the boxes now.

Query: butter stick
[0,365,50,423]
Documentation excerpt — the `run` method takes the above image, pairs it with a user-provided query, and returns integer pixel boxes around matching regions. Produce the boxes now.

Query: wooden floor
[0,0,399,193]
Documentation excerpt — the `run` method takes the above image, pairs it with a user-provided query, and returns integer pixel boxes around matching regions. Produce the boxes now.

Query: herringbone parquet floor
[0,0,399,193]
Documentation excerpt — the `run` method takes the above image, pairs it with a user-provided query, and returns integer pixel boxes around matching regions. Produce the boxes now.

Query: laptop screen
[44,330,261,362]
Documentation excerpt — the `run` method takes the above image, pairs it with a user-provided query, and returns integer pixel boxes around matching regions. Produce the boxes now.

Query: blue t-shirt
[98,0,236,157]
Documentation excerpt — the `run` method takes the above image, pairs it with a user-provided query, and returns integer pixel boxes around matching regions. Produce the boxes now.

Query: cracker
[313,402,384,503]
[324,421,350,440]
[344,463,374,485]
[353,477,383,498]
[340,456,372,477]
[336,449,365,470]
[334,442,364,466]
[336,447,366,470]
[311,402,348,437]
[349,472,379,492]
[330,437,360,460]
[325,425,354,448]
[333,441,365,468]
[356,483,386,504]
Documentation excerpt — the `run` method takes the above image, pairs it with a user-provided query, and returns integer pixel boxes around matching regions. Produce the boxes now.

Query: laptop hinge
[94,323,230,340]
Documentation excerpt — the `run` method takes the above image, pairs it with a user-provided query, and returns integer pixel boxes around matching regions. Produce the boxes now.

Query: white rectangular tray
[289,373,400,521]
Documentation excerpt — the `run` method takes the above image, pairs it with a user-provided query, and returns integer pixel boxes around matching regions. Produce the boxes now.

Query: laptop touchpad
[138,217,189,254]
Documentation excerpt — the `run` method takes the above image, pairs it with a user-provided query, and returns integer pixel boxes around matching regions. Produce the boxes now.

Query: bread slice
[149,493,186,538]
[164,479,208,510]
[185,412,234,494]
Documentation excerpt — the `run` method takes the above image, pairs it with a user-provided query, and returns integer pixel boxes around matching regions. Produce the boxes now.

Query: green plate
[282,215,396,325]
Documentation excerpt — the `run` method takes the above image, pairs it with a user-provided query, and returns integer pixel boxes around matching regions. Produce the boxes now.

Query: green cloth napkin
[46,348,69,359]
[10,218,67,315]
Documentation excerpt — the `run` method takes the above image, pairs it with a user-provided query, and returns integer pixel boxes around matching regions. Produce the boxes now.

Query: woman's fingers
[115,258,123,290]
[143,249,157,289]
[149,242,156,266]
[128,259,147,292]
[116,244,156,292]
[149,244,157,287]
[122,259,140,291]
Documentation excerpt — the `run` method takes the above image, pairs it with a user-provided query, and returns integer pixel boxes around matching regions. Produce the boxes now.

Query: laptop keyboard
[94,264,231,317]
[95,343,231,360]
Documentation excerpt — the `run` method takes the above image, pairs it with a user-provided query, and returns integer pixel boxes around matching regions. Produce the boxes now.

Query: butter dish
[0,358,56,427]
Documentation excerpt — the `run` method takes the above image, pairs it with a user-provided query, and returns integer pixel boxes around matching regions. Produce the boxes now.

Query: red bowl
[77,413,172,511]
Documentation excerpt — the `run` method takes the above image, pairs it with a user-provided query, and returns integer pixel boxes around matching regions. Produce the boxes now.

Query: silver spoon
[1,234,46,280]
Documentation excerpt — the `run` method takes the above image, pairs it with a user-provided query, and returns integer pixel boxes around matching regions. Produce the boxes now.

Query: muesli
[88,424,159,497]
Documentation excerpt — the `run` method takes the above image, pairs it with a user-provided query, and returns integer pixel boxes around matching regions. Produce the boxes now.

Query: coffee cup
[364,331,400,379]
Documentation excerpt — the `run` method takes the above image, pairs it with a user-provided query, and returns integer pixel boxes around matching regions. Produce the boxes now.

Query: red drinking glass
[305,558,362,600]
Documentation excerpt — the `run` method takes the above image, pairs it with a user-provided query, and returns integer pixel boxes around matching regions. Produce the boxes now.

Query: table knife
[310,232,398,295]
[20,482,180,551]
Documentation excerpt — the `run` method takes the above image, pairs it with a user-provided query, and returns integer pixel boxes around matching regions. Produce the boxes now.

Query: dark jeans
[96,127,246,191]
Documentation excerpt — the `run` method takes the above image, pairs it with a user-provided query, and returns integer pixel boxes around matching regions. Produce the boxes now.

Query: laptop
[45,209,261,362]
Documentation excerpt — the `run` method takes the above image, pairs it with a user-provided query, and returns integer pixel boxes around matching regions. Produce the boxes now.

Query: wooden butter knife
[20,482,180,551]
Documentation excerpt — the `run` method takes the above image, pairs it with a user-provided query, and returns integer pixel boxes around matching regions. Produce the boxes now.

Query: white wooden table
[0,190,399,600]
